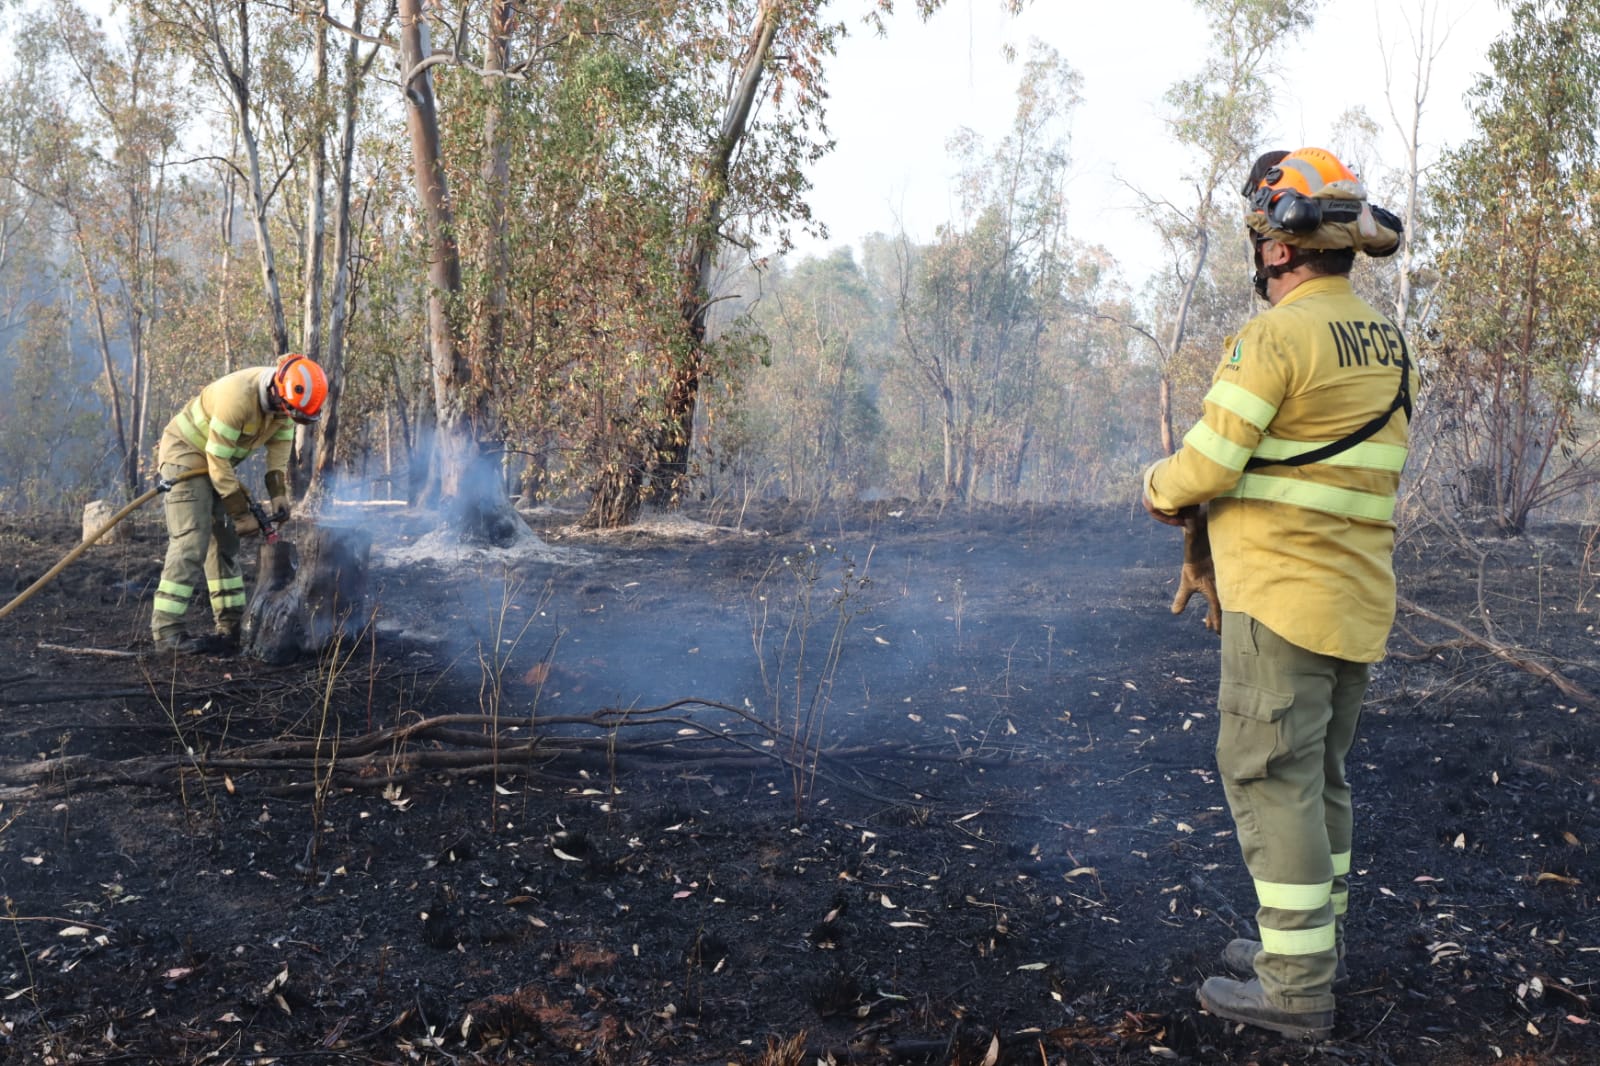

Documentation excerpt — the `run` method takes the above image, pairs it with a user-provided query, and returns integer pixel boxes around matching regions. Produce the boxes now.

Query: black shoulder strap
[1244,331,1412,472]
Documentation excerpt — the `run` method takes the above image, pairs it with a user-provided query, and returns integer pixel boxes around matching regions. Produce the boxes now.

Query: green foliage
[1426,0,1600,532]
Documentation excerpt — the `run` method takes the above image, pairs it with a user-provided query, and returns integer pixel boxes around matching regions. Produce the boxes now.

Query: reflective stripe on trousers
[152,463,244,639]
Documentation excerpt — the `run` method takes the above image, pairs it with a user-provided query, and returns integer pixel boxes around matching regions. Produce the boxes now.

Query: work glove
[263,472,291,524]
[1171,507,1222,634]
[234,512,263,538]
[1143,495,1196,528]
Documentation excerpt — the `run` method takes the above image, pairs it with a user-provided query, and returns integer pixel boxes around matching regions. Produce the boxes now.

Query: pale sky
[789,0,1508,286]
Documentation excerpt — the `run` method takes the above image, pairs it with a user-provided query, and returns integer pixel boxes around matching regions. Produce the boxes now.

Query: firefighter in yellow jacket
[151,354,328,654]
[1142,148,1412,1040]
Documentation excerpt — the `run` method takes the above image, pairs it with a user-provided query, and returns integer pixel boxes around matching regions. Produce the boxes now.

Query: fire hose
[0,469,216,625]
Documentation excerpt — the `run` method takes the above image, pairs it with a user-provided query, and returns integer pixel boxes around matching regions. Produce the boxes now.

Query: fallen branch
[37,643,142,659]
[0,697,1017,804]
[1397,595,1599,710]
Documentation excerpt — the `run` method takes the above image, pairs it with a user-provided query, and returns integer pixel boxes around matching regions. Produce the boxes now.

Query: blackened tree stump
[242,524,372,664]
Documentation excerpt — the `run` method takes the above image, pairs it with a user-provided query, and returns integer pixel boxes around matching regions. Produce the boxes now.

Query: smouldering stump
[241,522,372,664]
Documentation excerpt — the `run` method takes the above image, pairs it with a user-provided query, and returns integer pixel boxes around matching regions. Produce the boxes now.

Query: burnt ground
[0,500,1595,1066]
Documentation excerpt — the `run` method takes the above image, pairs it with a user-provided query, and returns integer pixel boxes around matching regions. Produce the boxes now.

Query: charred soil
[0,502,1595,1065]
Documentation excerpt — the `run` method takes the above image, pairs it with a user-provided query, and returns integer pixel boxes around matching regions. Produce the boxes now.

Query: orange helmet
[272,353,328,423]
[1244,147,1365,235]
[1243,146,1402,255]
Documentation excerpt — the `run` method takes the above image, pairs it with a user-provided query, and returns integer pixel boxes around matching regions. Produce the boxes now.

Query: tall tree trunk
[218,149,237,373]
[295,9,330,493]
[71,228,132,496]
[1160,228,1207,455]
[941,389,958,498]
[399,0,517,543]
[219,0,290,355]
[309,0,377,509]
[475,0,513,417]
[657,1,779,493]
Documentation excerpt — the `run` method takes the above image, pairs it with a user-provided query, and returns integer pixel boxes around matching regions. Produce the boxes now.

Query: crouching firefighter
[150,354,328,655]
[1141,147,1412,1040]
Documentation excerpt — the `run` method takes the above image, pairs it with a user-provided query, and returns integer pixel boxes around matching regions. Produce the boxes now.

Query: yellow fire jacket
[157,367,295,514]
[1144,275,1413,663]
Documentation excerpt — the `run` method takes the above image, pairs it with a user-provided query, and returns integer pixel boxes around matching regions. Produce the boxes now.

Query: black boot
[152,633,227,656]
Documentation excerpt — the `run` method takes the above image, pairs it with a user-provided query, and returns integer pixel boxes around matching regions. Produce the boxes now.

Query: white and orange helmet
[272,353,329,423]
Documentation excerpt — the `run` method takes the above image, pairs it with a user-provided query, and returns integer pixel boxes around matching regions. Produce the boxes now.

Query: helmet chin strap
[1251,238,1309,301]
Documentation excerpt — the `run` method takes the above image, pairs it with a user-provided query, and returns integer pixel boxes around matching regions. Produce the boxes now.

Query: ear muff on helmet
[272,353,329,423]
[1248,184,1365,234]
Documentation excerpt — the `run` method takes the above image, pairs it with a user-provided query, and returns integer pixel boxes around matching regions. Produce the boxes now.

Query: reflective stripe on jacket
[157,367,294,502]
[1144,275,1412,662]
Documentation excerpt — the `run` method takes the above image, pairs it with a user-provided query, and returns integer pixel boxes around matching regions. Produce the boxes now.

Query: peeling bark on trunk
[399,0,517,543]
[295,10,329,493]
[654,4,780,496]
[241,525,371,665]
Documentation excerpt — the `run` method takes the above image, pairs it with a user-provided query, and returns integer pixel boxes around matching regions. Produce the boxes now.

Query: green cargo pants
[151,462,246,642]
[1216,611,1368,1014]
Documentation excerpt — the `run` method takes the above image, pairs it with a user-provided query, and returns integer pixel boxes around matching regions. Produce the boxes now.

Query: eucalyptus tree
[324,0,1030,531]
[1124,0,1316,455]
[137,0,310,359]
[296,0,390,503]
[579,0,1031,527]
[579,0,846,528]
[3,0,193,498]
[893,42,1077,502]
[1381,0,1455,330]
[1427,0,1600,533]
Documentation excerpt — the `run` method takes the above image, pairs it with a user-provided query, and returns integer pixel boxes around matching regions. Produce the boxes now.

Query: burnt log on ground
[242,522,372,664]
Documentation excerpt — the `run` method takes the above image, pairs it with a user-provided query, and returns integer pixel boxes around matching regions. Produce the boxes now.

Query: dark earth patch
[0,502,1595,1065]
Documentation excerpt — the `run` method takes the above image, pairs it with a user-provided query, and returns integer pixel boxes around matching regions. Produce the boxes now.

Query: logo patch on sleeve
[1229,339,1243,364]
